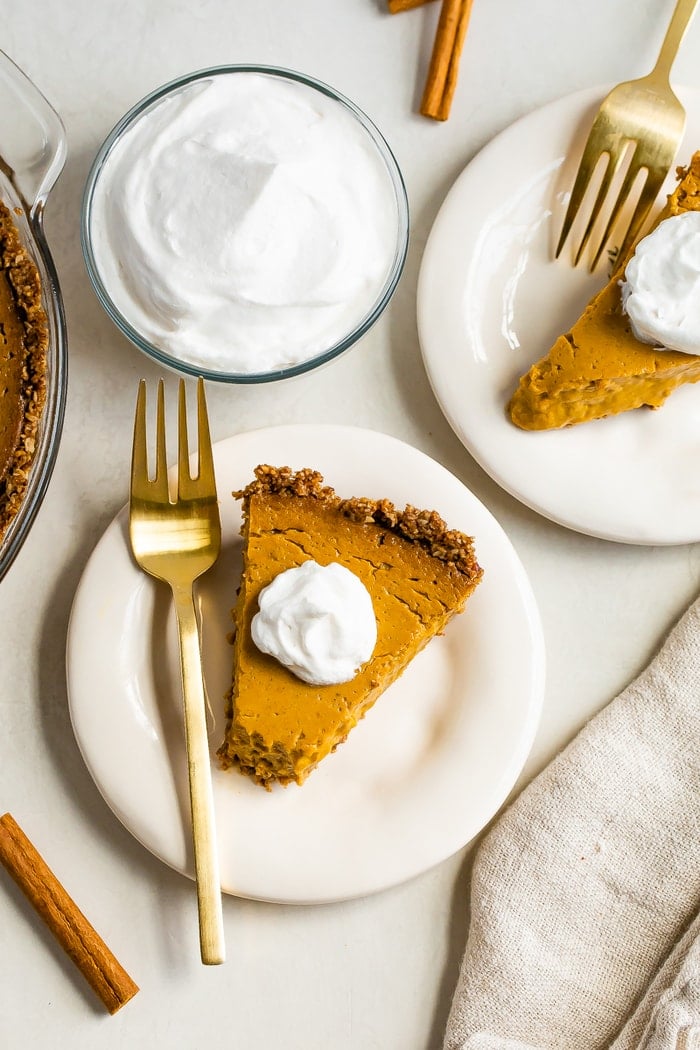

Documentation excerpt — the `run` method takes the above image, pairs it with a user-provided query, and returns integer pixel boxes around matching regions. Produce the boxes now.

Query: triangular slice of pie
[508,152,700,430]
[217,465,483,788]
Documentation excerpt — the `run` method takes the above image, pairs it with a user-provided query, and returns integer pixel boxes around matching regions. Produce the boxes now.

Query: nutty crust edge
[0,201,49,539]
[234,464,483,580]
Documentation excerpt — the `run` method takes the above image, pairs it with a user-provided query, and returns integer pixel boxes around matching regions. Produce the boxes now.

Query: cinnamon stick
[387,0,435,12]
[420,0,474,121]
[0,813,139,1014]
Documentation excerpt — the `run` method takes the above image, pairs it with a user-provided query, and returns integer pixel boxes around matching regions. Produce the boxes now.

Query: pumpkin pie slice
[508,152,700,430]
[0,201,48,535]
[217,465,484,788]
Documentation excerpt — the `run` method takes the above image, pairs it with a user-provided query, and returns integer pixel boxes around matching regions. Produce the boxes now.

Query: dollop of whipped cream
[251,560,377,686]
[620,212,700,355]
[89,72,399,374]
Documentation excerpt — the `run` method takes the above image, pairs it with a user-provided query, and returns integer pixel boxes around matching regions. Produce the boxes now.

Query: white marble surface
[2,1,700,1047]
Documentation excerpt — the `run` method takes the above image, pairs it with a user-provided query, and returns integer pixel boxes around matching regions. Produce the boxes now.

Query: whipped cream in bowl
[81,65,409,383]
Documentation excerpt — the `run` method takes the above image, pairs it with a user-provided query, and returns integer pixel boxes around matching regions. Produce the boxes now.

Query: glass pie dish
[81,64,409,384]
[0,50,67,583]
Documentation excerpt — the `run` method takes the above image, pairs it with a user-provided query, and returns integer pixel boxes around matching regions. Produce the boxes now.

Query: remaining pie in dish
[217,465,484,788]
[0,202,47,537]
[508,152,700,430]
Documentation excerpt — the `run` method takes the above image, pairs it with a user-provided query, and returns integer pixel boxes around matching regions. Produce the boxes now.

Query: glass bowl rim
[80,62,410,384]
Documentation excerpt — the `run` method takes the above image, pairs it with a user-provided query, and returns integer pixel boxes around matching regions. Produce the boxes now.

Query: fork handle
[173,584,226,965]
[652,0,699,80]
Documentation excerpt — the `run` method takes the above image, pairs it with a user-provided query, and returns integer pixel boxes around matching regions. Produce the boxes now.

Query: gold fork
[556,0,699,270]
[130,377,225,965]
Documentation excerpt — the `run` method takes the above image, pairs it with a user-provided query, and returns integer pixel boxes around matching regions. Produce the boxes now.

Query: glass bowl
[0,50,67,584]
[81,64,409,384]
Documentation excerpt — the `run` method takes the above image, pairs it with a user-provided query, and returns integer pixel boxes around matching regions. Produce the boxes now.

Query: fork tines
[177,378,215,500]
[553,0,696,272]
[555,134,670,272]
[131,377,215,502]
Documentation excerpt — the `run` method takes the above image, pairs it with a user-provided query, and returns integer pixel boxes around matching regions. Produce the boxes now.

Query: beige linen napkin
[445,595,700,1050]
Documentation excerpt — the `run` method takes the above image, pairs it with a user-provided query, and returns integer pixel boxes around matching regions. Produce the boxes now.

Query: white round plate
[418,86,700,545]
[67,424,544,904]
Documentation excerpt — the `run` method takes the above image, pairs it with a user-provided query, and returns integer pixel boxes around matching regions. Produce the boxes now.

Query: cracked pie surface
[218,465,484,788]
